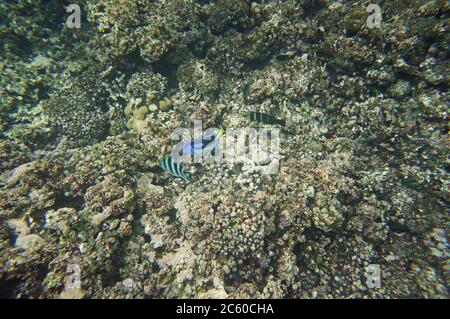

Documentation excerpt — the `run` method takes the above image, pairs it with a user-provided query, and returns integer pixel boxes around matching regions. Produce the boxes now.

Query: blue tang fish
[181,127,225,156]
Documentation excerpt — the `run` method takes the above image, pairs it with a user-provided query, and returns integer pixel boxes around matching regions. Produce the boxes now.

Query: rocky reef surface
[0,0,448,298]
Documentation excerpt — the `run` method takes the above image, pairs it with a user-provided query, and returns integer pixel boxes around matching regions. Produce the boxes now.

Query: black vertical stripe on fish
[161,156,166,170]
[165,155,171,172]
[165,156,170,171]
[170,156,176,176]
[174,159,180,176]
[175,160,184,180]
[176,161,184,178]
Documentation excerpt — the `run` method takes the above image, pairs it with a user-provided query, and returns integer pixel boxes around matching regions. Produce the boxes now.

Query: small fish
[275,50,296,61]
[181,127,225,156]
[242,112,286,126]
[159,155,190,181]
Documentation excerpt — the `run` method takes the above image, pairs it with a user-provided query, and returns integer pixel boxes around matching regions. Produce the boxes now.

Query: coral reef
[0,0,448,299]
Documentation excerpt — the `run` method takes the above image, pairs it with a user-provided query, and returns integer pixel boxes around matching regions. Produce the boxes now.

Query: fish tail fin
[216,126,225,138]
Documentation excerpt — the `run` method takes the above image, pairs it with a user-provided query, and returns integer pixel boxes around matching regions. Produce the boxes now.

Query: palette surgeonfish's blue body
[159,155,190,181]
[180,127,225,156]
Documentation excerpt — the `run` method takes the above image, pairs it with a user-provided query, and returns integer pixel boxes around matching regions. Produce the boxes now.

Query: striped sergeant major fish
[159,155,190,181]
[242,112,286,126]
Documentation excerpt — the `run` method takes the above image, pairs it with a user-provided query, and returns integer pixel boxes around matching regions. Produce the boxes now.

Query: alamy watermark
[66,263,81,289]
[365,264,381,289]
[367,4,382,29]
[66,4,81,29]
[65,3,382,30]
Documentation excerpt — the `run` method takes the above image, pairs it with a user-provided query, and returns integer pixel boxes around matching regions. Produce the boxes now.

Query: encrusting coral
[0,0,448,299]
